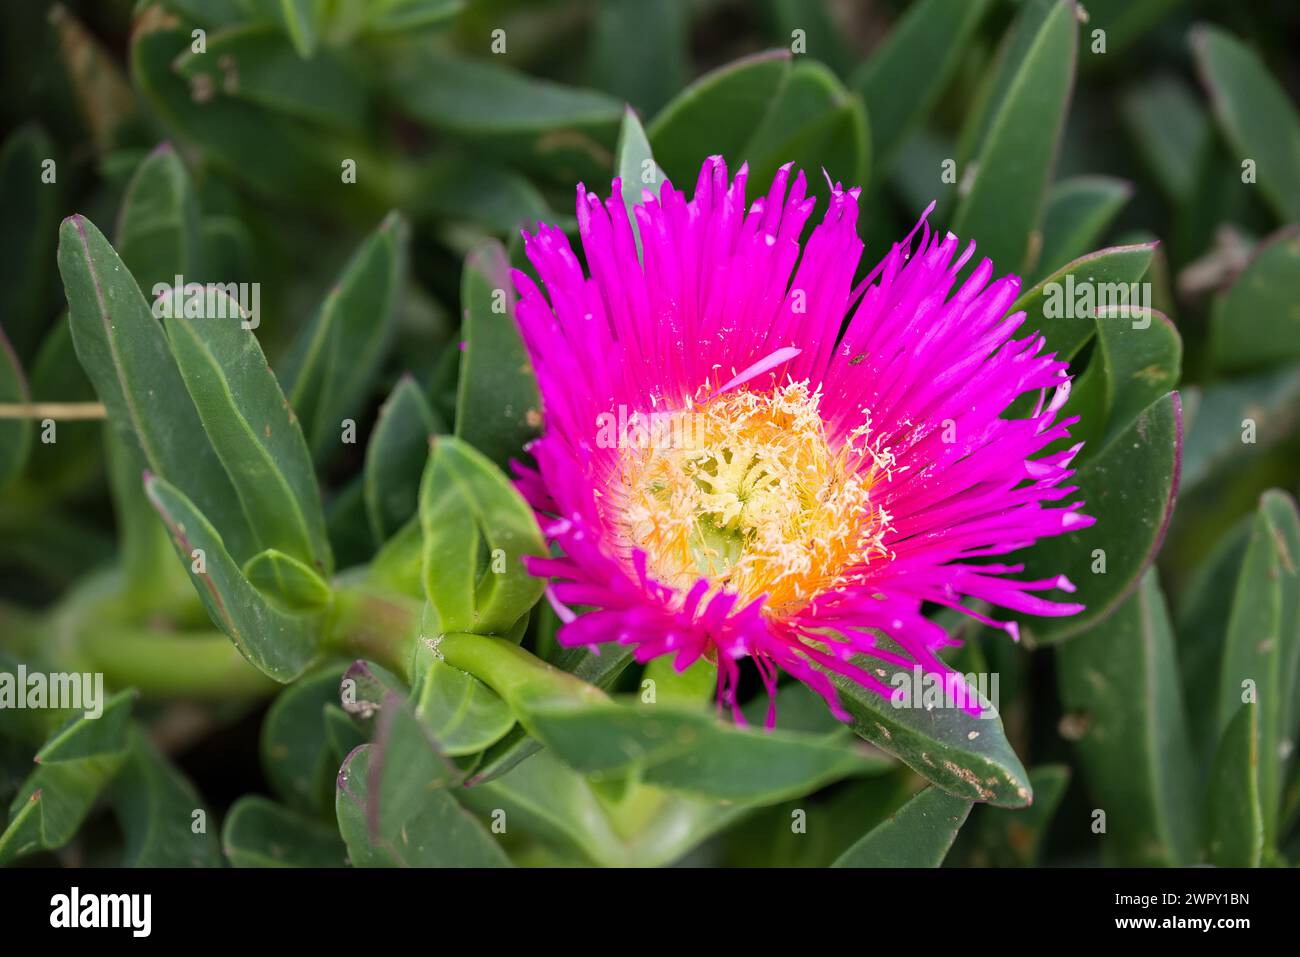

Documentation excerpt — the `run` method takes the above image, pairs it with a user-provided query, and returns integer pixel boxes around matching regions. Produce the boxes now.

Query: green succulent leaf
[853,0,992,179]
[115,143,203,290]
[1205,702,1264,867]
[440,634,886,804]
[948,764,1071,867]
[280,211,409,464]
[418,437,545,636]
[614,106,665,259]
[455,241,541,473]
[1208,228,1300,375]
[648,49,791,187]
[144,472,318,682]
[0,691,134,865]
[951,0,1077,276]
[57,213,257,562]
[827,651,1032,808]
[590,0,687,117]
[243,548,332,610]
[164,286,332,575]
[1034,176,1133,281]
[173,25,365,131]
[832,785,973,867]
[1020,391,1182,644]
[1120,76,1211,205]
[222,795,347,867]
[261,664,349,815]
[742,60,870,199]
[110,727,222,867]
[389,49,622,183]
[364,375,444,544]
[1215,490,1300,847]
[1056,570,1197,865]
[413,658,516,758]
[335,742,510,867]
[0,125,60,355]
[1192,25,1300,223]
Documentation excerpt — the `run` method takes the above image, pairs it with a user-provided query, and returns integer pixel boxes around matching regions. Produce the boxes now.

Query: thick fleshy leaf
[589,0,687,117]
[467,643,636,786]
[132,26,351,204]
[1216,490,1300,847]
[413,655,515,758]
[1034,176,1133,280]
[1176,514,1252,759]
[1020,391,1182,644]
[365,0,464,33]
[222,796,347,867]
[1192,25,1300,222]
[615,107,665,259]
[831,786,973,867]
[261,664,350,815]
[1209,228,1300,374]
[57,214,257,561]
[389,49,622,183]
[34,690,135,764]
[1056,570,1197,865]
[1071,307,1182,456]
[455,241,541,472]
[853,0,992,179]
[1013,243,1156,362]
[1205,702,1264,867]
[0,692,133,864]
[648,49,791,186]
[1120,76,1211,205]
[110,727,222,867]
[419,437,545,635]
[827,651,1032,808]
[270,0,318,58]
[364,374,443,544]
[280,212,409,463]
[173,25,365,131]
[1180,367,1300,491]
[164,287,332,574]
[144,473,318,682]
[950,0,1076,276]
[115,142,203,290]
[742,60,869,199]
[243,549,332,609]
[439,634,887,803]
[335,743,510,867]
[0,757,124,865]
[948,765,1070,866]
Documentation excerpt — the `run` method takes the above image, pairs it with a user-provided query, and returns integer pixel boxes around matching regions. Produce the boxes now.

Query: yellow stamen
[608,380,894,615]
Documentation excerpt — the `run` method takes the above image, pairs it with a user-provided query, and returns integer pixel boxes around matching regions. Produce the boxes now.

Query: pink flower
[510,156,1093,726]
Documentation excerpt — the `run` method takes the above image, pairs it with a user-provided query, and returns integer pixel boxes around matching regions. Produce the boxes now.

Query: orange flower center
[608,381,894,615]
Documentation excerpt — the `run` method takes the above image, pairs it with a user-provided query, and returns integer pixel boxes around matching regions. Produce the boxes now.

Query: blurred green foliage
[1,0,1299,868]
